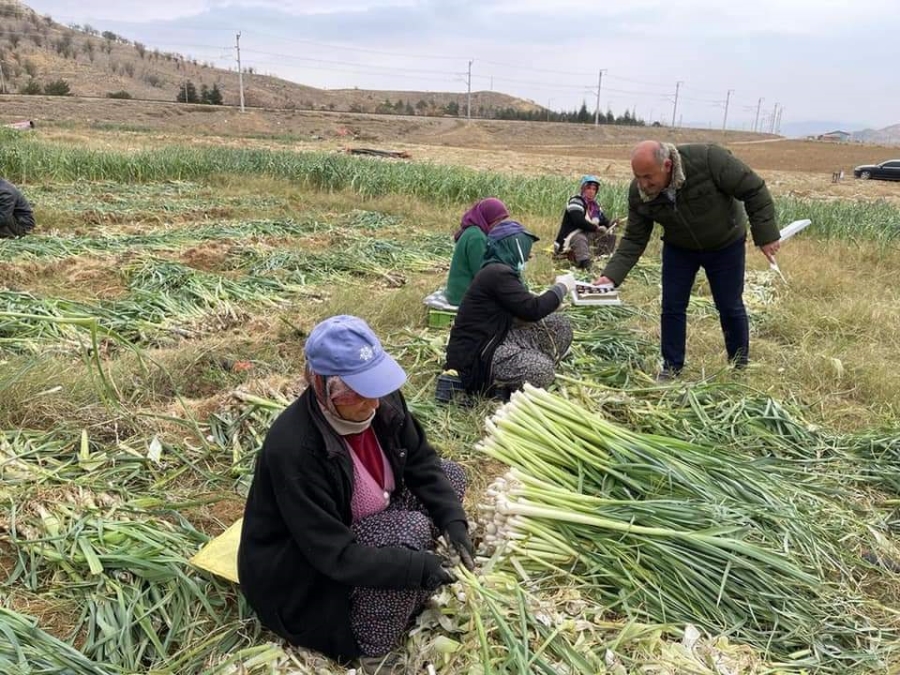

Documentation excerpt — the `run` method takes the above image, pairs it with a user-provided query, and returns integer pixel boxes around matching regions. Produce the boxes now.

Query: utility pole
[671,81,682,128]
[236,32,245,112]
[466,60,473,120]
[753,97,764,133]
[593,69,606,125]
[769,102,778,133]
[776,106,784,134]
[0,61,6,94]
[722,89,733,131]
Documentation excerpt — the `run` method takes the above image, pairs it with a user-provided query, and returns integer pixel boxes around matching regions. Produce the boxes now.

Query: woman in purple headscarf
[444,197,510,306]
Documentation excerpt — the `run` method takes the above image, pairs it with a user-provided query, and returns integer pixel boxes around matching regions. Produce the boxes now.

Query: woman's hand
[444,521,476,570]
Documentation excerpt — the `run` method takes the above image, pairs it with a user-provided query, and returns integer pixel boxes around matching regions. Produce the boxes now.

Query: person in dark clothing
[238,315,474,675]
[594,141,780,377]
[0,178,35,238]
[553,175,616,269]
[439,221,576,401]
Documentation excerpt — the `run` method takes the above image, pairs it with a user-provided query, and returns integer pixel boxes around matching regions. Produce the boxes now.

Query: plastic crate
[427,308,456,329]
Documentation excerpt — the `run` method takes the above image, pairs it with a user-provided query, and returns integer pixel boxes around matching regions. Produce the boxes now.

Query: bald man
[595,141,780,377]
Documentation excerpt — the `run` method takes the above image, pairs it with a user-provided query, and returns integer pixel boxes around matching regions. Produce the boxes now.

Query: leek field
[2,127,900,674]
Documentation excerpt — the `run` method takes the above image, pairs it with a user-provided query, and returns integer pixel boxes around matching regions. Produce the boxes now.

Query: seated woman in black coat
[238,315,474,674]
[440,221,576,401]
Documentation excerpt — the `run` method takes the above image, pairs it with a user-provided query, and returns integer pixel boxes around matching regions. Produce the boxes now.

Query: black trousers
[661,237,748,372]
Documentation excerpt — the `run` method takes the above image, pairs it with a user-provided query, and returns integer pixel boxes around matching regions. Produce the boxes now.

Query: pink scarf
[453,197,510,241]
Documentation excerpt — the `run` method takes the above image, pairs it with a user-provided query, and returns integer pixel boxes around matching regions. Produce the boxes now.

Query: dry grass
[2,118,900,674]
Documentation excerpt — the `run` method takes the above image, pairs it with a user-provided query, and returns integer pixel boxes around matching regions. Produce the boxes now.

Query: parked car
[853,160,900,181]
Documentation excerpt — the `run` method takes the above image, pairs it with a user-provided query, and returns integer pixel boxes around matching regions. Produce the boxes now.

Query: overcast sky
[21,0,900,132]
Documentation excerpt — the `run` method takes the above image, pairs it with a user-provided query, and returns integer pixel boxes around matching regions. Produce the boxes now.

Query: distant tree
[23,59,37,78]
[83,24,98,36]
[101,30,117,42]
[8,33,20,48]
[205,83,223,105]
[123,62,134,77]
[327,102,336,111]
[349,103,365,113]
[19,79,42,95]
[134,42,146,59]
[176,80,199,103]
[54,34,73,58]
[82,39,95,61]
[43,79,71,96]
[415,98,428,112]
[444,100,460,116]
[404,101,414,116]
[30,33,42,47]
[576,101,590,124]
[106,90,132,99]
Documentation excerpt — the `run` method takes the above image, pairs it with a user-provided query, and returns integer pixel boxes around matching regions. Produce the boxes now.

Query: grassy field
[2,124,900,674]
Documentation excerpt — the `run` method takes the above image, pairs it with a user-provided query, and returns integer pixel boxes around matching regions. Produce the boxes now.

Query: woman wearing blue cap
[553,175,617,269]
[441,221,576,401]
[238,315,473,674]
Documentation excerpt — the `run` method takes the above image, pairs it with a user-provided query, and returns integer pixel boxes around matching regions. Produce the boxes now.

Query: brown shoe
[359,653,407,674]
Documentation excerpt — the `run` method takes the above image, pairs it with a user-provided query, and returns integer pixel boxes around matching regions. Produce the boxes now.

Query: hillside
[0,0,540,115]
[853,124,900,147]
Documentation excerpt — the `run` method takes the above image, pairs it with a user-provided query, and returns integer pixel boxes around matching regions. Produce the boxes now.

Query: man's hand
[593,275,615,286]
[759,240,781,263]
[444,521,476,571]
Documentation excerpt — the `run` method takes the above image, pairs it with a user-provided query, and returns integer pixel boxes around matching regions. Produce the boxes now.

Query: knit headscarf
[482,220,539,278]
[453,197,510,242]
[580,182,601,220]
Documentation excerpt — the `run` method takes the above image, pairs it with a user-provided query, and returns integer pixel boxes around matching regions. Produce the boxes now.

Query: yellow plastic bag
[190,518,243,583]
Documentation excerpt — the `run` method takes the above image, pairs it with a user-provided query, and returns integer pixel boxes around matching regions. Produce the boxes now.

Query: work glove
[421,552,457,590]
[554,273,577,294]
[443,520,476,571]
[596,225,608,235]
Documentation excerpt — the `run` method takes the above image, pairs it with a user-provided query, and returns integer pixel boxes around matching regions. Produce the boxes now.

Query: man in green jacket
[594,141,780,376]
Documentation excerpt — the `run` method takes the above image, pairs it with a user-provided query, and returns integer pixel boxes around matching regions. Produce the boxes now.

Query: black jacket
[237,387,467,663]
[0,179,35,238]
[554,194,610,250]
[602,144,779,285]
[444,263,564,393]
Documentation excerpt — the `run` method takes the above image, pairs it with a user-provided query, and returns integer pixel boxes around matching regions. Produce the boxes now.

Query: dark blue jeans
[661,237,748,372]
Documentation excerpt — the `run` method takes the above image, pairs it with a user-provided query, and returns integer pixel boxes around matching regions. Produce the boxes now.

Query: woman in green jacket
[444,197,510,306]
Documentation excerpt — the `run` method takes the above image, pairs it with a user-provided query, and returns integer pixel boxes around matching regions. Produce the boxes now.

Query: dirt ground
[4,95,899,202]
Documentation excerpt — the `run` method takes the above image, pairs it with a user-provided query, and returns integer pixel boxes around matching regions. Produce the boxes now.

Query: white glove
[596,225,608,235]
[554,273,577,294]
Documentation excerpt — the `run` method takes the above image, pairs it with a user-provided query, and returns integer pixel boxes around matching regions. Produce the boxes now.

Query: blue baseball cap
[304,315,407,398]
